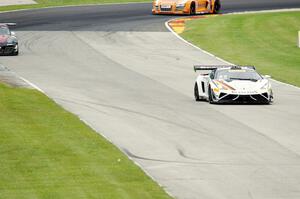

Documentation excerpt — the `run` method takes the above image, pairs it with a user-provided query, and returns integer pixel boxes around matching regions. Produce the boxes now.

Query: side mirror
[11,31,16,36]
[264,75,271,79]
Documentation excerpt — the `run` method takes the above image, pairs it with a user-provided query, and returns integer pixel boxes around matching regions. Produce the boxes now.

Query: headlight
[176,3,185,7]
[220,86,228,90]
[213,81,229,91]
[216,84,228,91]
[261,82,269,89]
[155,0,159,6]
[7,37,16,45]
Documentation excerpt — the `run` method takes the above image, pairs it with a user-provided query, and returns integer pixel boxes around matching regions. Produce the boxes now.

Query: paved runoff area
[0,0,36,6]
[1,1,300,199]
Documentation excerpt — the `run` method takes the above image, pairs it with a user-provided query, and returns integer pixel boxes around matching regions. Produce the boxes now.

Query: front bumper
[0,44,18,55]
[214,92,273,104]
[152,4,190,14]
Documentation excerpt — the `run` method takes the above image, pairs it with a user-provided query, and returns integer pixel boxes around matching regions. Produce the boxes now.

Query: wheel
[11,45,19,56]
[270,90,273,102]
[208,86,215,104]
[190,2,196,15]
[194,83,200,101]
[12,51,19,56]
[266,95,273,105]
[212,0,221,14]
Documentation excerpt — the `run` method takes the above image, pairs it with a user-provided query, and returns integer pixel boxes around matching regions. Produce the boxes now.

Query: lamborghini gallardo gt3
[152,0,221,15]
[194,65,273,104]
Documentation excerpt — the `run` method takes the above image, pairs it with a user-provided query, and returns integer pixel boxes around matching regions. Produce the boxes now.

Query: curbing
[1,6,299,199]
[165,18,232,65]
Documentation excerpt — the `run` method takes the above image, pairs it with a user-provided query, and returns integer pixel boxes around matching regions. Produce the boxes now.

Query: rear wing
[193,65,255,72]
[6,23,16,26]
[0,23,17,27]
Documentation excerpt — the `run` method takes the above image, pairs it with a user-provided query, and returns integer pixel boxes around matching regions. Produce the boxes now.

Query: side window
[210,71,215,79]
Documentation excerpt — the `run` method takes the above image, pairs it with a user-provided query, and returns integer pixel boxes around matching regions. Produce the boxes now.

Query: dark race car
[0,23,19,56]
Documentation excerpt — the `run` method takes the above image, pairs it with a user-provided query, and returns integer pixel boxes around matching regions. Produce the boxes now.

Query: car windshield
[0,27,10,35]
[215,69,262,81]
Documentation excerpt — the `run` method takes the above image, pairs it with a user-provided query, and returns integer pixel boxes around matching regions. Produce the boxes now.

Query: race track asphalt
[1,1,300,198]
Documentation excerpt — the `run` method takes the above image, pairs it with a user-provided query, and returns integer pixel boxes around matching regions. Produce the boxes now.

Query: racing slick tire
[11,45,19,56]
[208,86,215,104]
[212,0,221,14]
[265,94,273,105]
[12,51,19,56]
[263,99,271,105]
[190,2,196,15]
[194,83,200,101]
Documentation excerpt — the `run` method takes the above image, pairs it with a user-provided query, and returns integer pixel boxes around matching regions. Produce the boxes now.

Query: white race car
[194,65,273,104]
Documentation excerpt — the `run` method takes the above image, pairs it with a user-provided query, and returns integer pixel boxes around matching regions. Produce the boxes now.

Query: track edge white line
[11,73,176,198]
[19,77,45,93]
[165,10,300,90]
[7,73,177,198]
[78,118,176,199]
[1,65,175,198]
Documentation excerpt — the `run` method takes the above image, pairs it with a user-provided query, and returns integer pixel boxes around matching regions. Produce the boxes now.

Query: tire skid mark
[54,97,213,137]
[124,148,300,166]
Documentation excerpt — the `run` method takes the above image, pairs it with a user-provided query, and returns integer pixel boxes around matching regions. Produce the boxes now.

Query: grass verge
[0,83,171,199]
[0,0,149,12]
[181,11,300,87]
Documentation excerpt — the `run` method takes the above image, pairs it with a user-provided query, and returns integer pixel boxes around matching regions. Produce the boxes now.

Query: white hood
[225,79,267,90]
[157,0,181,4]
[214,79,270,94]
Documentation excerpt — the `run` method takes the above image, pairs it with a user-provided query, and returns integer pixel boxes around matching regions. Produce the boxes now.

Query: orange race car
[152,0,221,15]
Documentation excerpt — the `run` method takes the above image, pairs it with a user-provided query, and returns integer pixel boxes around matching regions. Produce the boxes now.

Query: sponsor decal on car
[161,4,171,8]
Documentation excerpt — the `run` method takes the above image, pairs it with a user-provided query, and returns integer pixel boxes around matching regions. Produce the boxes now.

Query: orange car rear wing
[193,65,255,72]
[2,23,17,26]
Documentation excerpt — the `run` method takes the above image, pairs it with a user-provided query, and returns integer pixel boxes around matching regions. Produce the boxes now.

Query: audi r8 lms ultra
[194,65,273,104]
[152,0,221,15]
[0,23,19,56]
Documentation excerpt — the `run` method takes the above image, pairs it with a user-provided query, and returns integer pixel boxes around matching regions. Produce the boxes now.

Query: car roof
[216,67,255,72]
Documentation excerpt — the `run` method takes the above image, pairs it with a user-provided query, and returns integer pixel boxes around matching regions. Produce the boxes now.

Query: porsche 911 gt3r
[152,0,221,15]
[0,23,19,56]
[194,65,273,104]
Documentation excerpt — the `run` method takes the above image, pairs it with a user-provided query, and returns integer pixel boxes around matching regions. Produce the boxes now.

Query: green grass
[0,83,172,199]
[181,11,300,87]
[0,0,149,12]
